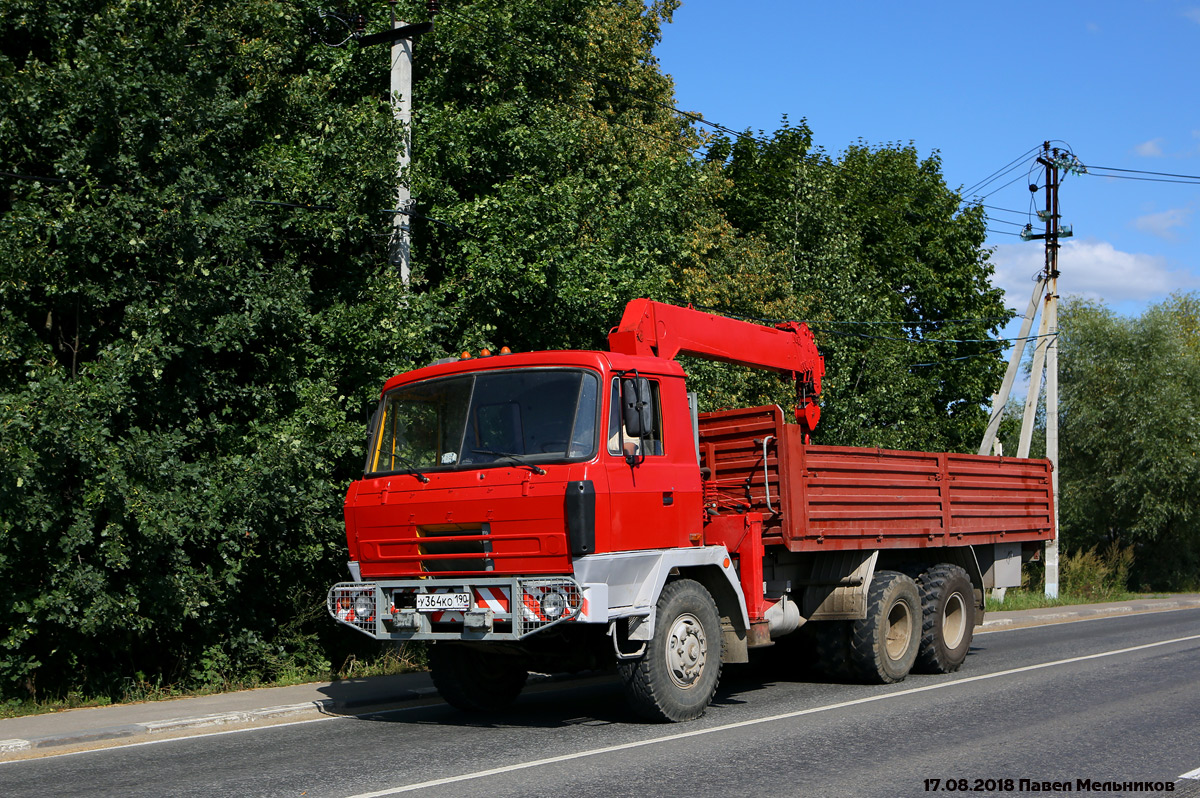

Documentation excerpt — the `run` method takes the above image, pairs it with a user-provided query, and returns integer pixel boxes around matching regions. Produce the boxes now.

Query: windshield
[366,368,600,474]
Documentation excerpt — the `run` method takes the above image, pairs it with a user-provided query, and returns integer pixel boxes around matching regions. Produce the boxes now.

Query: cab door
[603,375,702,552]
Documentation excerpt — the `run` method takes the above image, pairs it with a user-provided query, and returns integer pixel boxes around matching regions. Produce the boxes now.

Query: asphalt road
[3,609,1199,798]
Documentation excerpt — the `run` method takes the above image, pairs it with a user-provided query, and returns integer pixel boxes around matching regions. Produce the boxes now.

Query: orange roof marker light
[480,348,492,357]
[499,346,512,355]
[460,351,472,359]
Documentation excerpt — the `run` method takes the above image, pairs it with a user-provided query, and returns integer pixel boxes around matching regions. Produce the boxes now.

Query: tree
[682,123,1010,452]
[0,0,460,698]
[403,0,727,352]
[0,0,726,700]
[1058,295,1200,590]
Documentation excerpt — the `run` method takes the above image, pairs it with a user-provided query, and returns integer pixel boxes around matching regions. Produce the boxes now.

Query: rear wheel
[429,644,528,713]
[618,579,722,722]
[848,571,920,684]
[914,564,975,673]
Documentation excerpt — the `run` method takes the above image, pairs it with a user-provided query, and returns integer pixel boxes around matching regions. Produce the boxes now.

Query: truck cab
[344,348,703,584]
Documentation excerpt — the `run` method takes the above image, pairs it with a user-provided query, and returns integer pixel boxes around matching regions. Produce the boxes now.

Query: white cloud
[989,239,1194,310]
[1132,207,1191,240]
[1185,7,1200,24]
[1134,138,1165,157]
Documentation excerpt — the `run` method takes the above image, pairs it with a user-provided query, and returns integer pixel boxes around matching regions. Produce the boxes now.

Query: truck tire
[429,644,528,713]
[618,579,722,722]
[914,564,975,673]
[848,571,920,684]
[812,621,852,680]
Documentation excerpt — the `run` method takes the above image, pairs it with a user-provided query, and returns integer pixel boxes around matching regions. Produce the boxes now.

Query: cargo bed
[698,406,1055,551]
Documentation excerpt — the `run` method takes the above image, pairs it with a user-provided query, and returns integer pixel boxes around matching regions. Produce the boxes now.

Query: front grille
[417,523,493,572]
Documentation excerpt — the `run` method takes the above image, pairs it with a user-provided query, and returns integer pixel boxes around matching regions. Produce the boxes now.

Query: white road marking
[345,632,1200,797]
[1180,765,1200,779]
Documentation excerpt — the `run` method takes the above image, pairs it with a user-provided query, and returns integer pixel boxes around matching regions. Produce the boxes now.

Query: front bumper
[327,576,583,641]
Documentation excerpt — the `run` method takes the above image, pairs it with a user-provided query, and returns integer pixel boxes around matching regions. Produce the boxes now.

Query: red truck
[329,300,1054,721]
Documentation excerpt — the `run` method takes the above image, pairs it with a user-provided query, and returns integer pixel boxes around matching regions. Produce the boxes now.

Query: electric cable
[437,5,769,148]
[1081,164,1200,180]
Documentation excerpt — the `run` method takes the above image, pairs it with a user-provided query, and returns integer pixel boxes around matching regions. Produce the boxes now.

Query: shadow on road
[320,635,989,730]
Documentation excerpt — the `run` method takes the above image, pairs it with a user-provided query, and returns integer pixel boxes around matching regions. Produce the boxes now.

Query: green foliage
[682,124,1010,451]
[0,0,450,700]
[1058,295,1200,589]
[1061,542,1134,602]
[0,0,1013,703]
[404,0,725,351]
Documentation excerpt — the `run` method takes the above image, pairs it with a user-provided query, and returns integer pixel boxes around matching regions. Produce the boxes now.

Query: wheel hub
[666,612,707,689]
[884,601,913,660]
[942,591,967,649]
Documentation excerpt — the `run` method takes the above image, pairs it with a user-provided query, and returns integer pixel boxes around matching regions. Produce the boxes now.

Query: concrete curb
[0,686,443,754]
[980,598,1200,630]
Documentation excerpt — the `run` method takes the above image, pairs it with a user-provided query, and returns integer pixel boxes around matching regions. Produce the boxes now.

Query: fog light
[353,593,375,620]
[539,591,566,620]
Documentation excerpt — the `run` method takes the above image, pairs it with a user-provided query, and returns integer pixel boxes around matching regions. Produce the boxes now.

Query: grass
[0,643,426,721]
[983,588,1169,613]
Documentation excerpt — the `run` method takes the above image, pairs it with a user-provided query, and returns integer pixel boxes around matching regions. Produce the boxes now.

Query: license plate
[415,592,471,612]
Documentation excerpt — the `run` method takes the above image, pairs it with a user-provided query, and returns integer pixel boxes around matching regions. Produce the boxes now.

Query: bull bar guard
[327,576,583,641]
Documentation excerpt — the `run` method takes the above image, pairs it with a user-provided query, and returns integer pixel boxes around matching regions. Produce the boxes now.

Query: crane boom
[607,299,825,436]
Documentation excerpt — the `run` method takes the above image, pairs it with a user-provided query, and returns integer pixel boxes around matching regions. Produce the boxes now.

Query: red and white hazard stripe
[429,586,512,623]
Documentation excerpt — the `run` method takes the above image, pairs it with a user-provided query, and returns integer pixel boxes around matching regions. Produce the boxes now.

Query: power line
[1082,164,1200,181]
[981,203,1030,216]
[961,146,1041,197]
[811,328,1057,346]
[437,6,768,149]
[1,170,469,231]
[811,316,1014,326]
[1083,171,1200,186]
[910,346,1011,368]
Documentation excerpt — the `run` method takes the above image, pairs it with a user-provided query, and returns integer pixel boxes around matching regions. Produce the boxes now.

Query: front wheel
[618,579,722,722]
[429,644,528,713]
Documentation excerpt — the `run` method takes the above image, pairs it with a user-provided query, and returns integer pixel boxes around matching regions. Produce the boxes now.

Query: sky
[651,0,1200,324]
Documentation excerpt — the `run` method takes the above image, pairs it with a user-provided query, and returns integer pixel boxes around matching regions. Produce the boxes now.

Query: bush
[1061,542,1134,602]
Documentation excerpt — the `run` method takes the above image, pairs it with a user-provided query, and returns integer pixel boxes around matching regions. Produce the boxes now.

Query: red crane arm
[607,299,826,435]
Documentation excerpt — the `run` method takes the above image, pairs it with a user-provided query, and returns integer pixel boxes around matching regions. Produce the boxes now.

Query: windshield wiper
[384,451,431,482]
[470,449,547,475]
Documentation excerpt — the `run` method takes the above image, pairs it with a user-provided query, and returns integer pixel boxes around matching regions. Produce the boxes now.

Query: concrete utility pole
[389,8,414,285]
[1038,143,1062,599]
[328,5,434,285]
[979,141,1072,599]
[978,276,1045,457]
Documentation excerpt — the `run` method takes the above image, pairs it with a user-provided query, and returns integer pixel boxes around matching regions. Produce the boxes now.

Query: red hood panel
[347,469,573,578]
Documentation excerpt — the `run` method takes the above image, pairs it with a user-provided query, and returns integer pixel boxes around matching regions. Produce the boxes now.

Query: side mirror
[621,378,653,439]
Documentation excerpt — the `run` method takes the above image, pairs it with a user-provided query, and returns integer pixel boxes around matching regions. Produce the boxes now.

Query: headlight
[539,591,567,620]
[353,593,375,620]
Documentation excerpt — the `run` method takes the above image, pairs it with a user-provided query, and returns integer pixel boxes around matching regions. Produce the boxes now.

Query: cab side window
[607,377,663,456]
